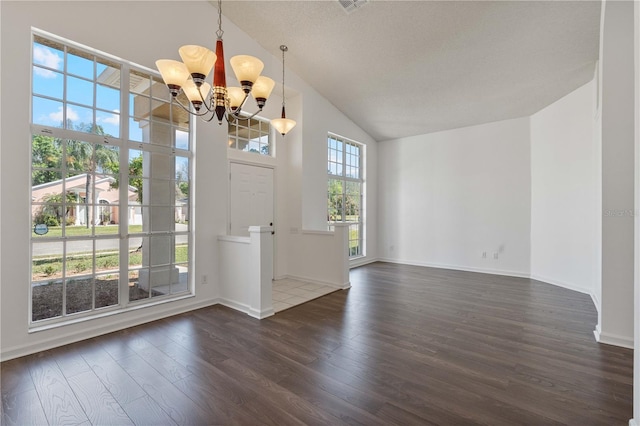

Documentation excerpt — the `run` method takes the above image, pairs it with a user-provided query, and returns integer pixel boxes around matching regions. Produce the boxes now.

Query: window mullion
[119,64,130,307]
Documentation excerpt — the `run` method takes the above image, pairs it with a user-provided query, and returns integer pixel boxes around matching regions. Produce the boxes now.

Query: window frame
[327,133,365,258]
[227,113,274,157]
[29,29,194,328]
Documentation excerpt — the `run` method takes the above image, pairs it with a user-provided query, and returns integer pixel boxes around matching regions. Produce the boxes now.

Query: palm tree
[65,124,118,227]
[41,191,79,224]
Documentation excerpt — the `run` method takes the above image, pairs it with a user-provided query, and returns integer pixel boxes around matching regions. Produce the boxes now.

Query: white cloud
[33,45,62,78]
[49,106,79,123]
[97,110,120,125]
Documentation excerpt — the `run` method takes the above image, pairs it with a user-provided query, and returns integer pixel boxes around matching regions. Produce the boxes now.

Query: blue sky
[32,42,189,151]
[32,42,122,138]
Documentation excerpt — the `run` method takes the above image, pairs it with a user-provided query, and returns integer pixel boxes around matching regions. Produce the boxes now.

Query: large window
[228,116,272,156]
[327,134,364,257]
[30,31,192,325]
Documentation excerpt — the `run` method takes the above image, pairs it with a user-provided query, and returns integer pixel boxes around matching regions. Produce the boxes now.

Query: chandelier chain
[216,0,224,40]
[281,45,287,107]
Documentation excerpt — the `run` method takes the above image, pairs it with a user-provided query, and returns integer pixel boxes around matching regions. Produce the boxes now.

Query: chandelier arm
[242,108,264,121]
[227,91,251,119]
[237,91,250,111]
[171,95,215,118]
[199,109,222,122]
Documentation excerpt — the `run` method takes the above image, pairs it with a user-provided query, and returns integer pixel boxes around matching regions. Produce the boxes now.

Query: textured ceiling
[219,1,601,141]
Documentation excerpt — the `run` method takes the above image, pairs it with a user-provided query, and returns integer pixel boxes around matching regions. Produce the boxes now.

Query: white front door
[229,162,274,237]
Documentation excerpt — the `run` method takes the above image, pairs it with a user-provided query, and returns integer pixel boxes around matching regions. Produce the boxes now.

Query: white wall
[0,1,377,360]
[287,225,350,289]
[633,1,640,423]
[598,0,635,349]
[377,117,532,276]
[217,237,252,312]
[297,89,378,266]
[530,81,598,296]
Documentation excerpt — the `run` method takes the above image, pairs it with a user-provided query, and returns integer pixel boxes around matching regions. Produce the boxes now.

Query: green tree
[344,181,360,220]
[178,181,189,199]
[109,152,143,203]
[128,154,143,203]
[175,159,189,200]
[327,179,343,222]
[36,192,78,224]
[31,135,62,185]
[65,124,119,227]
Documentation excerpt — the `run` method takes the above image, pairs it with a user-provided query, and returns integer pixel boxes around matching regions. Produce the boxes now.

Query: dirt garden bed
[31,277,150,321]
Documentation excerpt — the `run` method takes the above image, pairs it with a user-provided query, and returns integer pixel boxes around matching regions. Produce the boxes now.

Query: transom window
[327,134,364,258]
[30,31,192,326]
[228,116,272,156]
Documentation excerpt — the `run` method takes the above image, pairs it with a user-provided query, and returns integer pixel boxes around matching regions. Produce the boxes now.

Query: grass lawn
[33,224,143,238]
[32,244,188,280]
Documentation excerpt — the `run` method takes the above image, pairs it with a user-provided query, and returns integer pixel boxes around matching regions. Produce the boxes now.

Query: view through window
[30,32,192,324]
[228,116,272,155]
[327,133,364,257]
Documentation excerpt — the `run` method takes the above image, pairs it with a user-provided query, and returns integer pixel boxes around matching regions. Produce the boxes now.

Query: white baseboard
[280,274,351,290]
[349,256,379,268]
[529,273,592,296]
[629,419,638,426]
[590,291,601,314]
[593,323,602,343]
[0,298,219,362]
[593,325,634,349]
[248,307,274,319]
[218,298,274,320]
[217,298,251,315]
[377,257,530,279]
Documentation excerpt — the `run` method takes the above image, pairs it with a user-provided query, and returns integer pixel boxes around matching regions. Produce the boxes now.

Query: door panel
[229,163,274,237]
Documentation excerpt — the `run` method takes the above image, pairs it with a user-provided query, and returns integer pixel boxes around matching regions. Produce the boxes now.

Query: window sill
[28,292,195,334]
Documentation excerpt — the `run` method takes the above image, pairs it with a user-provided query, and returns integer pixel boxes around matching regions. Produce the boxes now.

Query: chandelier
[271,45,297,136]
[155,0,296,136]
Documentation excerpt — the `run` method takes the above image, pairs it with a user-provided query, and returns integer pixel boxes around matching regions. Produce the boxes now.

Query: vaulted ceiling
[219,1,601,141]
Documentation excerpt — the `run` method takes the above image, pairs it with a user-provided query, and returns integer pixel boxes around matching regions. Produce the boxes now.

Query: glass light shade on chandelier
[270,45,296,137]
[155,0,276,124]
[272,114,297,136]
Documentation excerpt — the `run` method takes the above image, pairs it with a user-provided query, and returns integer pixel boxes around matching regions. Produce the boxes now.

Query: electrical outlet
[493,253,499,259]
[201,274,208,285]
[482,251,487,258]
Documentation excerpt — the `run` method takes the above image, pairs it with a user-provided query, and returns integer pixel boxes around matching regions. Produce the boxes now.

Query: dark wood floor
[1,262,633,425]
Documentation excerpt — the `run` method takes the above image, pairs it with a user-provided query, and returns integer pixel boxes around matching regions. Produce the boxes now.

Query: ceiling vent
[338,0,368,14]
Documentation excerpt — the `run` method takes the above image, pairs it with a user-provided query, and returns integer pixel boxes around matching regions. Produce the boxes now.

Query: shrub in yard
[46,217,59,226]
[33,211,59,227]
[43,265,57,276]
[97,257,118,269]
[74,261,90,274]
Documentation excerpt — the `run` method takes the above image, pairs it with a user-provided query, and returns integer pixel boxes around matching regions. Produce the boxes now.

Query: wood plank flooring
[1,262,633,425]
